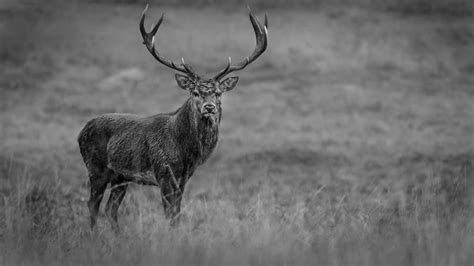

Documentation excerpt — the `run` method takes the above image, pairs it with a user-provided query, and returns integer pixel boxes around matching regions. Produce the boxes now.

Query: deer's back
[78,113,171,173]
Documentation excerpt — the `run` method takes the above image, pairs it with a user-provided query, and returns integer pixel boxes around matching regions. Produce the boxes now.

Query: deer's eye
[192,91,200,97]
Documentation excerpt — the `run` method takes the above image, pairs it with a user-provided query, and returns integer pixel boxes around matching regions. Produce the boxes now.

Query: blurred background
[1,0,473,265]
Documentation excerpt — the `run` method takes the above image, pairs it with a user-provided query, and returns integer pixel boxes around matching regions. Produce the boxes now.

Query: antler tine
[220,57,232,75]
[181,58,196,76]
[213,10,268,80]
[140,5,195,76]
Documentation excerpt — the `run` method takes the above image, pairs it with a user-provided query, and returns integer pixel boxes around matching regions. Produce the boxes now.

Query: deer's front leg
[160,164,184,226]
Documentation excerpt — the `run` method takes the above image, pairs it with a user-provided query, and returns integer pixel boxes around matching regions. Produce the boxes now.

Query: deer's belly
[107,163,158,186]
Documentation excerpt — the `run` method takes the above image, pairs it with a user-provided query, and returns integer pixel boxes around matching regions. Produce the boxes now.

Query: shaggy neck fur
[171,98,220,166]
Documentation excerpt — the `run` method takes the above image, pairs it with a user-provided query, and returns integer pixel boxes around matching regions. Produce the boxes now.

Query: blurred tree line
[87,0,473,15]
[3,0,472,15]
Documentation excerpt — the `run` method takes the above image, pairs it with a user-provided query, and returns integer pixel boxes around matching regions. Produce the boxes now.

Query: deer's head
[139,4,268,119]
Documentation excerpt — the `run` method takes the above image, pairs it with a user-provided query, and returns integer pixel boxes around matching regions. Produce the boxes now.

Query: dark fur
[78,94,222,231]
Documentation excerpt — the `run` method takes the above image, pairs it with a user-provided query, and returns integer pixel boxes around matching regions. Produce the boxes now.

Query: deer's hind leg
[87,167,112,230]
[105,176,128,233]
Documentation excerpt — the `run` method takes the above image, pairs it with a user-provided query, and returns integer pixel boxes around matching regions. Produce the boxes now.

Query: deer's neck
[172,98,219,165]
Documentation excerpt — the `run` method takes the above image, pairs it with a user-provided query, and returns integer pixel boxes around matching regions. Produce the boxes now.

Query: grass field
[1,1,473,265]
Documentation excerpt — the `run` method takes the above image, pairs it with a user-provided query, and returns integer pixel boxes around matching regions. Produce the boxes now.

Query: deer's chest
[196,123,219,164]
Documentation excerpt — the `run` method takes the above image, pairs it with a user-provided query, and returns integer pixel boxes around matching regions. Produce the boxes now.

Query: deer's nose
[203,103,216,113]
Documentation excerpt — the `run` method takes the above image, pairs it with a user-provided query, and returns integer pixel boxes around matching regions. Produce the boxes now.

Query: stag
[78,5,268,231]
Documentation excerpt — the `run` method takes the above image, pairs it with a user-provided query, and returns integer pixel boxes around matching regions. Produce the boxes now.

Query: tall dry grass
[1,154,473,265]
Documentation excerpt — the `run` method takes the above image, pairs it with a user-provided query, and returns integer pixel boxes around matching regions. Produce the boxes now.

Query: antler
[139,4,196,77]
[213,10,268,80]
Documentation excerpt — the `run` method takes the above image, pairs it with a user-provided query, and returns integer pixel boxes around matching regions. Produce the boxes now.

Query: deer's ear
[175,74,193,90]
[220,76,239,92]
